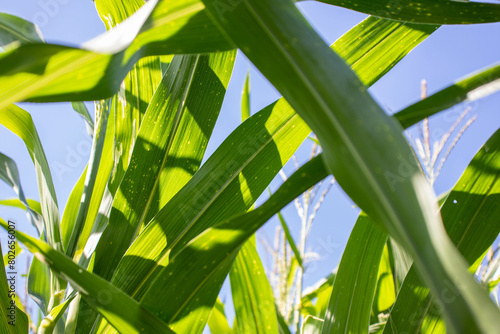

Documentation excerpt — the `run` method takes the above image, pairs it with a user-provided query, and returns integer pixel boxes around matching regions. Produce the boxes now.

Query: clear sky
[1,0,500,327]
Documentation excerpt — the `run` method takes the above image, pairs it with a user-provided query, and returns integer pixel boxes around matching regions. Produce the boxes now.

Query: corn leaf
[98,12,438,333]
[200,0,500,332]
[384,128,500,334]
[71,102,94,137]
[0,152,43,234]
[395,62,500,128]
[318,0,500,24]
[135,155,328,333]
[321,213,387,333]
[0,198,42,216]
[277,211,302,268]
[96,0,163,212]
[242,71,251,122]
[0,7,435,108]
[38,296,74,334]
[230,236,279,334]
[301,271,336,317]
[0,218,175,334]
[207,298,233,334]
[0,105,62,252]
[386,238,412,291]
[66,100,110,259]
[331,16,438,87]
[94,92,313,334]
[27,250,50,315]
[276,305,292,334]
[304,316,323,334]
[0,12,43,46]
[372,244,397,317]
[60,167,87,252]
[92,51,235,283]
[0,0,229,108]
[0,240,29,334]
[73,108,116,262]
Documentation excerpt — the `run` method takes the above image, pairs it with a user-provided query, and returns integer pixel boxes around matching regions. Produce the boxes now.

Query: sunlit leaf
[384,128,500,334]
[321,213,387,333]
[0,218,175,334]
[230,236,279,334]
[0,240,29,334]
[200,0,500,331]
[318,0,500,24]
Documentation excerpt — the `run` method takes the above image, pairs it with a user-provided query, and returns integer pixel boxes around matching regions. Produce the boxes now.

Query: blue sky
[1,0,500,327]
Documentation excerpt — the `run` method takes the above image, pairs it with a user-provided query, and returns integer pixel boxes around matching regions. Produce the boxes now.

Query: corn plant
[0,0,500,333]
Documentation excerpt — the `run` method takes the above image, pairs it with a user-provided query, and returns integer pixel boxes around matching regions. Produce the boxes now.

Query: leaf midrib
[134,55,200,238]
[0,21,33,43]
[239,0,408,250]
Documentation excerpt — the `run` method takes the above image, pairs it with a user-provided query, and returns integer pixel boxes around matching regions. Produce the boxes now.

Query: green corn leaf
[0,152,43,234]
[0,105,62,252]
[73,107,116,263]
[111,10,435,297]
[92,51,235,283]
[207,298,233,334]
[303,316,324,334]
[0,107,66,321]
[230,236,279,334]
[97,12,438,333]
[64,294,82,334]
[72,2,161,329]
[66,100,110,259]
[38,295,74,334]
[276,305,292,334]
[71,102,94,137]
[27,249,51,315]
[315,287,333,320]
[489,277,500,293]
[386,238,412,291]
[94,89,313,333]
[60,167,87,252]
[0,218,175,334]
[301,271,336,317]
[200,0,500,332]
[0,240,29,334]
[384,128,500,334]
[133,155,328,333]
[371,244,397,317]
[0,0,230,109]
[95,0,146,28]
[394,62,500,128]
[277,212,303,268]
[0,7,435,108]
[321,213,388,333]
[0,12,43,47]
[242,71,251,122]
[331,16,438,87]
[317,0,500,24]
[96,0,163,208]
[0,198,42,216]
